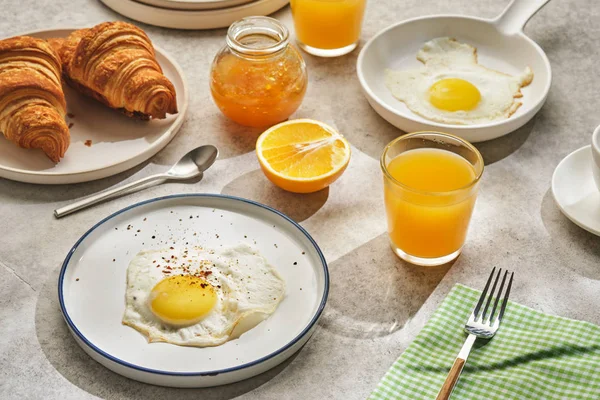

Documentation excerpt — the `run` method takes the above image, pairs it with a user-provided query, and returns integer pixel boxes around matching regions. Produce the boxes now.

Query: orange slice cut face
[256,119,351,193]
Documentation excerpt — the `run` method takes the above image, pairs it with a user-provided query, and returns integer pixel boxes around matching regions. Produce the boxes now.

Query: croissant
[51,22,177,120]
[0,36,69,162]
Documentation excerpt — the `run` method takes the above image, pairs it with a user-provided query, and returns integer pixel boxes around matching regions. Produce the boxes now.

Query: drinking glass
[290,0,367,57]
[381,132,484,266]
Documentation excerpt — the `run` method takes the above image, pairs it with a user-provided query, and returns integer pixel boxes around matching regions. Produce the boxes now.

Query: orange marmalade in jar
[210,17,308,128]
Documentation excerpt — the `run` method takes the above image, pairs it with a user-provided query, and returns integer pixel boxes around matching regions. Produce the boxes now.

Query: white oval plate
[0,28,188,185]
[357,0,552,143]
[100,0,289,30]
[552,146,600,236]
[136,0,255,11]
[59,194,328,388]
[100,0,289,29]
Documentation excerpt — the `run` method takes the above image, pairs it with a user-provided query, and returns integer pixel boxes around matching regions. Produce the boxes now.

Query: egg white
[385,37,534,125]
[122,243,286,347]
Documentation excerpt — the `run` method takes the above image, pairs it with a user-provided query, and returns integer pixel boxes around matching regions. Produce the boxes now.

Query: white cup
[593,125,600,192]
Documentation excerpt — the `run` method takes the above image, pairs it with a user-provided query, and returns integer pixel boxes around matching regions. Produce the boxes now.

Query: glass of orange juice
[290,0,367,57]
[381,132,484,266]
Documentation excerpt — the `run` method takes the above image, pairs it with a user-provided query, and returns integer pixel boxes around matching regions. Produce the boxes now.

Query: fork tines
[473,267,514,324]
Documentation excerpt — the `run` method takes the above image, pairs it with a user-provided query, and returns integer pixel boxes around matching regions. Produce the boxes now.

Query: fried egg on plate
[122,243,285,347]
[385,37,534,125]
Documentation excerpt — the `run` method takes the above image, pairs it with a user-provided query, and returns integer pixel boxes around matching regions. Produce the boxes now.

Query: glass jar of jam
[210,17,308,128]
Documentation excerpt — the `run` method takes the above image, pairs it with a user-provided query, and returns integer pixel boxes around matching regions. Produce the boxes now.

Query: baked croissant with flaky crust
[0,36,70,163]
[50,22,177,120]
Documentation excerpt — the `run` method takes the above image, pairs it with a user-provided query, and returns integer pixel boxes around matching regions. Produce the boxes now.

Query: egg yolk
[149,275,217,326]
[429,78,481,111]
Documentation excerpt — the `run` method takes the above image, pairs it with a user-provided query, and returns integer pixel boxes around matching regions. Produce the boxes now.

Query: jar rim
[226,16,289,56]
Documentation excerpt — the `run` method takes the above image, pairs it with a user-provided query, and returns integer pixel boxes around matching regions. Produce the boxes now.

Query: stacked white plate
[100,0,289,30]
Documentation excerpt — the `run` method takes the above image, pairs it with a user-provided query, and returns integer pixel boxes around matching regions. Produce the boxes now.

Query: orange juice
[291,0,366,52]
[384,148,479,260]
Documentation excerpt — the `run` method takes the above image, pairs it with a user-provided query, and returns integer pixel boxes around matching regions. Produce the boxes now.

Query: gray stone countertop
[1,0,599,399]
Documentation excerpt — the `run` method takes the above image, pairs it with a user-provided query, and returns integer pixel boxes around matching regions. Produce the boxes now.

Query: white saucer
[552,146,600,236]
[59,194,328,387]
[100,0,289,30]
[137,0,255,11]
[0,28,188,185]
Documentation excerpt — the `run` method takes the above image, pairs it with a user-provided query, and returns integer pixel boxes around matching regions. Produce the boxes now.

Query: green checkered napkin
[370,284,600,400]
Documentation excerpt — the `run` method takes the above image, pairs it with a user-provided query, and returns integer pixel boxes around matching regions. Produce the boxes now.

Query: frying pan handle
[493,0,551,34]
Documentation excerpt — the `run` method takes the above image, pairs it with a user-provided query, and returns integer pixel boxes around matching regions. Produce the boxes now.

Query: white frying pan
[357,0,552,142]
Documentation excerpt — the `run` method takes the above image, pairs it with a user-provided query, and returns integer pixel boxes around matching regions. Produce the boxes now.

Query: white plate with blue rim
[58,194,328,387]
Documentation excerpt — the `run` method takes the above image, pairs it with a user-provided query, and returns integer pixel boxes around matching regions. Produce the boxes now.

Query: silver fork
[435,268,514,400]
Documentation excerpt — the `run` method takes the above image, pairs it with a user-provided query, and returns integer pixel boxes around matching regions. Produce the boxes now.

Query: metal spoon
[54,145,219,218]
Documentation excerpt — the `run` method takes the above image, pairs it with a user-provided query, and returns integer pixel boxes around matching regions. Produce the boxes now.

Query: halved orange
[256,119,351,193]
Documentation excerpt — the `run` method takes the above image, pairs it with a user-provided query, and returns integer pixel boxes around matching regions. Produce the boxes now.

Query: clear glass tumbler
[290,0,367,57]
[381,132,484,266]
